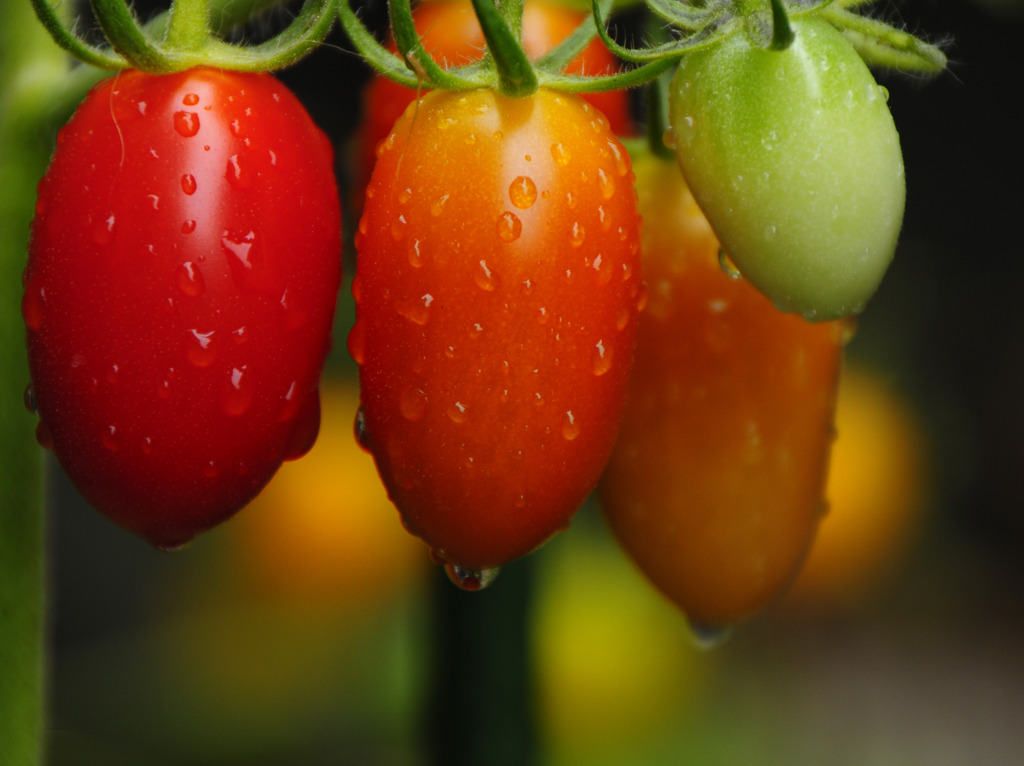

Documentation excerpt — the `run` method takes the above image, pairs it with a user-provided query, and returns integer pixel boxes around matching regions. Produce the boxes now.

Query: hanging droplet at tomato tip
[446,562,501,591]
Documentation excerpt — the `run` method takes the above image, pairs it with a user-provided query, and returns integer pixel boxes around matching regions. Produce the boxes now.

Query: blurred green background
[4,0,1024,764]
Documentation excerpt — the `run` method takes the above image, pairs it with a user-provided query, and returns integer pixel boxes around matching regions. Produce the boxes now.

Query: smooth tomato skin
[598,149,844,626]
[351,88,643,570]
[353,0,631,208]
[24,68,341,548]
[670,17,905,320]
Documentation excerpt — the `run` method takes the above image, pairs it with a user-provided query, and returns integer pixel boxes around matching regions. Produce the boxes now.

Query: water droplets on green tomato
[669,17,906,321]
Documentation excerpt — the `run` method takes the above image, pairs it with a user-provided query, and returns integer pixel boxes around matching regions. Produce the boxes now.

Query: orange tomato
[599,149,846,629]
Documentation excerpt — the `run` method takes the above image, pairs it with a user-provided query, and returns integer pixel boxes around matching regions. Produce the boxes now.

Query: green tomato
[669,17,905,320]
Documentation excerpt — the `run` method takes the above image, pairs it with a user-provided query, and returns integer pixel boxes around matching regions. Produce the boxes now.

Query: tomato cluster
[22,0,924,621]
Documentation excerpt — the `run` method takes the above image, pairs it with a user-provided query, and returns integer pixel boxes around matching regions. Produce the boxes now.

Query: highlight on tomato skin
[351,0,632,211]
[598,147,846,630]
[351,87,644,575]
[23,68,342,549]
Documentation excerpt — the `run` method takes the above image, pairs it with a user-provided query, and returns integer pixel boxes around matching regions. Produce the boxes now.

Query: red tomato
[350,88,643,574]
[24,68,342,549]
[599,149,844,627]
[353,0,631,209]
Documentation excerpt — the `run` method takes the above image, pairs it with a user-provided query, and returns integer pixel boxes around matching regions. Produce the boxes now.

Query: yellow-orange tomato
[227,381,425,606]
[599,149,846,628]
[786,365,929,608]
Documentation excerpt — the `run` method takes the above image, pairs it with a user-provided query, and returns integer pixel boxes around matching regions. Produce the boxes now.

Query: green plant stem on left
[0,0,317,762]
[0,0,68,760]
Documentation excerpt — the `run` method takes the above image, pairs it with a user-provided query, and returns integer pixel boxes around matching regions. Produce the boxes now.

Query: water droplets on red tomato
[173,111,200,138]
[222,365,255,417]
[176,261,205,297]
[180,174,197,195]
[186,328,217,368]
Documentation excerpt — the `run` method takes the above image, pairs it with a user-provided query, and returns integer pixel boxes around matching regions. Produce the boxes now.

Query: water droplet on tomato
[430,194,450,217]
[537,306,548,324]
[597,168,615,201]
[593,339,612,376]
[93,214,115,245]
[186,328,217,367]
[562,411,580,441]
[688,620,732,650]
[283,391,321,460]
[496,212,521,243]
[764,224,778,241]
[475,260,499,290]
[469,322,483,340]
[400,387,427,421]
[570,221,585,248]
[447,401,468,423]
[565,191,578,210]
[222,365,254,417]
[181,174,197,195]
[174,111,200,137]
[229,118,244,137]
[607,140,629,176]
[181,219,196,234]
[221,230,259,282]
[225,154,252,188]
[445,563,499,591]
[141,436,153,455]
[634,283,649,312]
[101,424,123,452]
[354,404,371,451]
[718,250,742,280]
[390,214,407,241]
[509,176,537,209]
[550,142,570,166]
[396,293,433,325]
[347,319,366,364]
[407,239,424,267]
[398,187,413,204]
[182,93,199,106]
[203,460,220,478]
[23,384,37,413]
[615,306,631,331]
[176,261,205,297]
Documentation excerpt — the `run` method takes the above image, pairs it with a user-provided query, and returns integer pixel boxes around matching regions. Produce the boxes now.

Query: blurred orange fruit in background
[786,363,931,609]
[227,379,426,606]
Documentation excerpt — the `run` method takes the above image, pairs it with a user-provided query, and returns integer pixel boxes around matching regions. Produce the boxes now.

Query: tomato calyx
[31,0,333,73]
[594,0,946,74]
[339,0,672,97]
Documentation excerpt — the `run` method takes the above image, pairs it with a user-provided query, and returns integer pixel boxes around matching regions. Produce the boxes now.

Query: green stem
[164,0,213,51]
[423,560,537,765]
[768,0,794,50]
[0,1,69,762]
[471,0,538,96]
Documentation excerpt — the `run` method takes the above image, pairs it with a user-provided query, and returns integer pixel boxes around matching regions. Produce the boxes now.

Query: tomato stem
[164,0,213,52]
[768,0,794,50]
[471,0,539,96]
